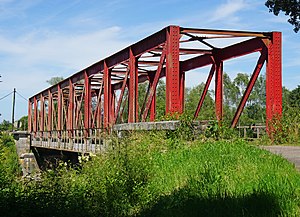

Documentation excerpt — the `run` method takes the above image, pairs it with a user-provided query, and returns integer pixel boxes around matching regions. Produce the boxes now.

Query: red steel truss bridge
[28,26,282,153]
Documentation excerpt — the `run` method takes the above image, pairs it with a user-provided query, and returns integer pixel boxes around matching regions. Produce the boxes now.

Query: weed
[1,132,300,216]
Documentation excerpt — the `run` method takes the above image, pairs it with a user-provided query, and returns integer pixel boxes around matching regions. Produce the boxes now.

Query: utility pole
[12,88,16,131]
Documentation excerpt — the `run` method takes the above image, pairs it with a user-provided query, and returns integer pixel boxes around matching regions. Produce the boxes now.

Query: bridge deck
[31,121,209,153]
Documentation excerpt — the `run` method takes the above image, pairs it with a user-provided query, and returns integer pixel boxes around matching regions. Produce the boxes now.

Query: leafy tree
[155,80,166,119]
[0,120,12,131]
[265,0,300,32]
[247,74,266,123]
[222,72,267,124]
[223,73,239,109]
[18,116,28,131]
[288,85,300,107]
[233,73,250,100]
[282,86,291,109]
[185,83,214,120]
[137,80,166,120]
[138,81,148,117]
[46,76,64,86]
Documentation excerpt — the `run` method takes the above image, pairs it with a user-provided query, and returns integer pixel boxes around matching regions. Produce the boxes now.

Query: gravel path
[262,146,300,171]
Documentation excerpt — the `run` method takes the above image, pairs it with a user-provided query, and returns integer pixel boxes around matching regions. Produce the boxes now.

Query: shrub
[2,132,300,216]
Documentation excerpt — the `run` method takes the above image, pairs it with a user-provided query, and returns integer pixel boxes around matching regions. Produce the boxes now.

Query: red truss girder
[28,26,281,138]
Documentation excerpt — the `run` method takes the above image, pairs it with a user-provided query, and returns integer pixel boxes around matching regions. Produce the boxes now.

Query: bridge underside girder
[28,26,282,150]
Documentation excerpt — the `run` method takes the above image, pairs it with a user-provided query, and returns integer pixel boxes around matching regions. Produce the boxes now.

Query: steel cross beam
[28,26,282,144]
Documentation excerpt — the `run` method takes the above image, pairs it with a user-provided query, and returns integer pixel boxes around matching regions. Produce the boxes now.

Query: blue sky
[0,0,299,122]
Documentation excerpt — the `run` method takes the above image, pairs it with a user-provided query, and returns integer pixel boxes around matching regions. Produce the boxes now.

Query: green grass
[142,140,300,216]
[2,132,300,216]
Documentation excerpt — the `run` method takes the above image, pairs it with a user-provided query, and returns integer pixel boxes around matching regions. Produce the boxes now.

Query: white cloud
[0,26,130,107]
[0,0,39,20]
[0,25,131,120]
[18,26,129,69]
[0,36,24,54]
[0,25,130,73]
[209,0,248,23]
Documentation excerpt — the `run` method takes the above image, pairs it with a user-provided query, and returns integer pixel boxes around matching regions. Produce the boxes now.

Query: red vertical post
[96,90,102,129]
[33,97,37,133]
[128,48,138,123]
[166,26,182,115]
[28,100,32,133]
[179,70,185,113]
[47,90,52,132]
[104,61,112,128]
[57,85,62,132]
[215,59,223,123]
[40,95,44,132]
[84,71,91,135]
[266,32,282,130]
[68,80,74,132]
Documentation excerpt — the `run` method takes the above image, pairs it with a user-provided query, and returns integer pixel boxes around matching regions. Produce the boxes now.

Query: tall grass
[0,133,21,216]
[1,131,300,216]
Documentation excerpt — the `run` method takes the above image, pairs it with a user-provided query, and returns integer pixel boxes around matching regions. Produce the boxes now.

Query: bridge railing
[236,125,266,139]
[31,121,266,154]
[31,128,108,153]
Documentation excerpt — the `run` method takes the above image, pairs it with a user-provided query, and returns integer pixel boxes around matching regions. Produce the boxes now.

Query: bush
[2,132,300,216]
[0,133,21,217]
[268,107,300,144]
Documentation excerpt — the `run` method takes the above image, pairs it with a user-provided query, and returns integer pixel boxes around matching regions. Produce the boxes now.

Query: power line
[0,91,13,101]
[16,91,28,101]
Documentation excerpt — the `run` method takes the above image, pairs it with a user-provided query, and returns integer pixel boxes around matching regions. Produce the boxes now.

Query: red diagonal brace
[180,38,264,73]
[148,74,156,121]
[194,64,215,119]
[91,82,103,128]
[114,68,129,124]
[67,79,74,132]
[75,87,84,128]
[142,46,166,121]
[231,48,267,128]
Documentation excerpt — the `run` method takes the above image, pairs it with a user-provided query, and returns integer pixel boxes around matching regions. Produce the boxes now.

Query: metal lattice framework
[28,26,282,152]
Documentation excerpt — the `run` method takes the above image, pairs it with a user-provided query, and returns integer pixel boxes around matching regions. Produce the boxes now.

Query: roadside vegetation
[1,124,300,216]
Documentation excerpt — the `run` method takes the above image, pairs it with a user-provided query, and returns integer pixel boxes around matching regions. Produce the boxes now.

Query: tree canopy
[265,0,300,32]
[46,77,64,86]
[288,85,300,107]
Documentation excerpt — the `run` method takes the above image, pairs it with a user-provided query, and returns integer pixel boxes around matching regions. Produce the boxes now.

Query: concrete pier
[12,131,39,176]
